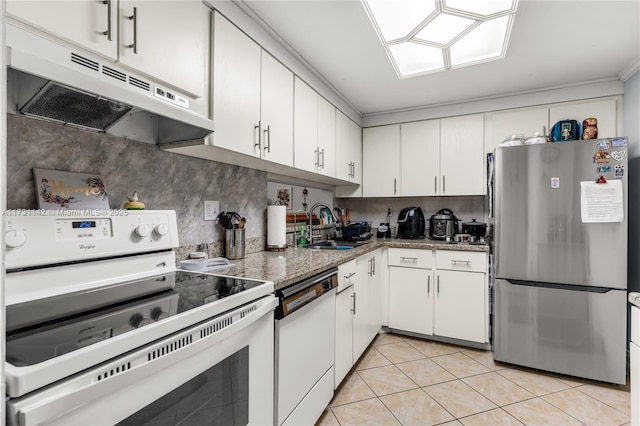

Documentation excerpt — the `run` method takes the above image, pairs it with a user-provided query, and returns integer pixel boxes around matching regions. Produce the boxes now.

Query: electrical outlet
[204,200,219,221]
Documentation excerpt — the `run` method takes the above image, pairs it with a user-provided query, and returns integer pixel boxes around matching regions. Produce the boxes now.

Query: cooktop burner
[6,271,269,367]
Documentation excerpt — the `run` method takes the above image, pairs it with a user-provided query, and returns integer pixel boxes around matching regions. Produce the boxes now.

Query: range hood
[6,24,214,144]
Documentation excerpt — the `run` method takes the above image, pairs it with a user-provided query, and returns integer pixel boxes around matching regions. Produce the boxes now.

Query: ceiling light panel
[361,0,519,79]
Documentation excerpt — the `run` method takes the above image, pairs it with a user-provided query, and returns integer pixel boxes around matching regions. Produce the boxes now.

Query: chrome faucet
[308,203,340,244]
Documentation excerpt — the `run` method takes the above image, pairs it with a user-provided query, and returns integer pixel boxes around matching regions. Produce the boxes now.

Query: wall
[625,70,640,293]
[6,114,269,259]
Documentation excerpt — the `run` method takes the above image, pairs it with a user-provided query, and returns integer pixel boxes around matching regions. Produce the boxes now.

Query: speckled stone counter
[208,237,489,291]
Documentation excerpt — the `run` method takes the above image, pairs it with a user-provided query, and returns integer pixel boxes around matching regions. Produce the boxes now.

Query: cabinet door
[7,0,118,60]
[350,120,363,186]
[368,250,383,339]
[362,125,401,197]
[261,52,294,167]
[549,99,617,139]
[353,256,372,361]
[489,107,549,153]
[119,0,207,98]
[434,270,485,343]
[294,77,319,173]
[401,120,440,196]
[335,110,352,181]
[389,267,433,335]
[335,287,354,389]
[440,114,485,196]
[317,96,336,177]
[212,11,261,155]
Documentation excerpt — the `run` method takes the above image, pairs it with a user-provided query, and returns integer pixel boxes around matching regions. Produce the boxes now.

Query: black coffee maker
[396,207,426,239]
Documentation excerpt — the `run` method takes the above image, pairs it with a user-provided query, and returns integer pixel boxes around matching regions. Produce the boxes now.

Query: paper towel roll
[267,205,287,250]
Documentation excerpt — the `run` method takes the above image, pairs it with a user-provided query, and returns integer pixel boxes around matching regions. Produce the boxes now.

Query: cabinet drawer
[436,250,487,273]
[388,248,433,269]
[337,259,357,293]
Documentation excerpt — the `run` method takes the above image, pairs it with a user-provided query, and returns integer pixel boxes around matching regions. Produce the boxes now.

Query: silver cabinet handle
[368,258,372,276]
[344,272,356,279]
[102,0,112,41]
[254,121,261,152]
[394,178,397,195]
[372,257,376,275]
[451,260,471,265]
[321,148,325,169]
[400,256,418,262]
[351,292,356,314]
[314,148,319,167]
[442,175,446,193]
[434,176,437,193]
[428,275,430,294]
[128,7,138,53]
[263,125,270,153]
[437,275,440,293]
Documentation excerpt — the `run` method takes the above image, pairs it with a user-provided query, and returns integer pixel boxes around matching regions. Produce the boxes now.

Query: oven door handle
[9,296,278,426]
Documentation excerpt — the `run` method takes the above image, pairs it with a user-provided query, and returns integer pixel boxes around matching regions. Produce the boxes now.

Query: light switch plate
[204,200,219,221]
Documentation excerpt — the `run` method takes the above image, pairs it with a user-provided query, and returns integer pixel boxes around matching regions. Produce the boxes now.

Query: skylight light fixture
[361,0,519,78]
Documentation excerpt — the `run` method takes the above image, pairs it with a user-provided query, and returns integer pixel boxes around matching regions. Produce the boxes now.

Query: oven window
[117,346,249,426]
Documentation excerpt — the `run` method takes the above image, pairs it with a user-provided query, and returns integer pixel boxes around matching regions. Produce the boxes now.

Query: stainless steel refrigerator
[493,137,628,385]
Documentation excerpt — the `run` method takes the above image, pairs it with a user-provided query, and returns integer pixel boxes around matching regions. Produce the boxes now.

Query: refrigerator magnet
[593,151,610,163]
[597,140,610,151]
[611,151,626,162]
[597,165,612,173]
[614,164,625,179]
[551,177,560,188]
[612,137,628,147]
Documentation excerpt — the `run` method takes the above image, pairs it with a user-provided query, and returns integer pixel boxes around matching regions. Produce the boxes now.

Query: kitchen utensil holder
[225,228,245,260]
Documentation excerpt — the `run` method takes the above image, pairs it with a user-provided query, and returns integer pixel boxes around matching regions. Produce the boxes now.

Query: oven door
[6,295,277,426]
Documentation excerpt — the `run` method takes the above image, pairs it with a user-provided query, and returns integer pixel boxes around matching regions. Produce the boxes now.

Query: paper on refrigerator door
[580,180,624,223]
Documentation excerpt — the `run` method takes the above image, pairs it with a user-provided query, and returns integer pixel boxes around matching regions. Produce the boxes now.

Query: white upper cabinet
[7,0,208,98]
[489,107,549,153]
[439,114,485,196]
[335,110,363,197]
[362,125,401,197]
[294,77,336,176]
[401,120,440,196]
[212,11,293,166]
[549,99,617,139]
[260,52,294,167]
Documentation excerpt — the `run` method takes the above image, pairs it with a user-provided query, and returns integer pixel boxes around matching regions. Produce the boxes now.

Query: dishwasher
[274,268,337,426]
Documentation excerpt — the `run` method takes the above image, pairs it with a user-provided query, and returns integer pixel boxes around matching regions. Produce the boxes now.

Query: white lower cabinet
[335,261,356,389]
[388,248,489,344]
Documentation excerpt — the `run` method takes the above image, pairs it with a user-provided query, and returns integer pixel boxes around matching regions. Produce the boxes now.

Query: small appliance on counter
[428,208,459,240]
[336,222,371,241]
[461,219,487,240]
[396,207,425,239]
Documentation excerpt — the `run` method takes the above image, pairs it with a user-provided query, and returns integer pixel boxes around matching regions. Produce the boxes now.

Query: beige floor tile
[431,352,491,378]
[356,347,392,370]
[459,408,524,426]
[576,383,631,416]
[460,348,509,371]
[380,388,455,426]
[502,398,581,426]
[396,358,456,387]
[330,372,376,407]
[497,367,570,396]
[439,422,463,426]
[549,372,593,388]
[543,388,630,425]
[358,365,418,396]
[423,380,497,418]
[373,333,406,346]
[331,397,400,426]
[405,338,460,357]
[375,341,426,364]
[315,408,339,426]
[463,372,535,406]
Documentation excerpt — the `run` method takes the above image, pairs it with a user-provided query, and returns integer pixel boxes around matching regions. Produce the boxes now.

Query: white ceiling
[239,0,640,116]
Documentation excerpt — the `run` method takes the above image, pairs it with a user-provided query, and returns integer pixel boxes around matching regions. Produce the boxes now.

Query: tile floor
[317,333,631,426]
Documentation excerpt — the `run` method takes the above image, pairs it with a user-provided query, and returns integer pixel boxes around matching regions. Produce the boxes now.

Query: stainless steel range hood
[7,24,215,144]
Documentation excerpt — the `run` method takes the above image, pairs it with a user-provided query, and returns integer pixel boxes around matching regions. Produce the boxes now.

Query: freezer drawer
[493,279,626,384]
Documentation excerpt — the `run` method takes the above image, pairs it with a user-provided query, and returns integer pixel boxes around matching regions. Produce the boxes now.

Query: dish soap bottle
[297,224,308,245]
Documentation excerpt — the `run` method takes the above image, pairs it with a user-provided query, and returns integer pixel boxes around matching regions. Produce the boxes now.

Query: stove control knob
[6,230,27,249]
[151,307,169,321]
[130,313,151,328]
[154,223,169,236]
[134,224,151,237]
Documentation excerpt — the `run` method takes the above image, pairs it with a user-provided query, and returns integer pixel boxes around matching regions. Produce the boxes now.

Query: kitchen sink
[303,240,371,250]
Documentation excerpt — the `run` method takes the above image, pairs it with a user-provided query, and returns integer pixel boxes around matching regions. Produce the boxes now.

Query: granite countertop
[215,237,489,291]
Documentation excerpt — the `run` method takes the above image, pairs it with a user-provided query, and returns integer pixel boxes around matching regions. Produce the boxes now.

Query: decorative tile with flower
[33,168,110,209]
